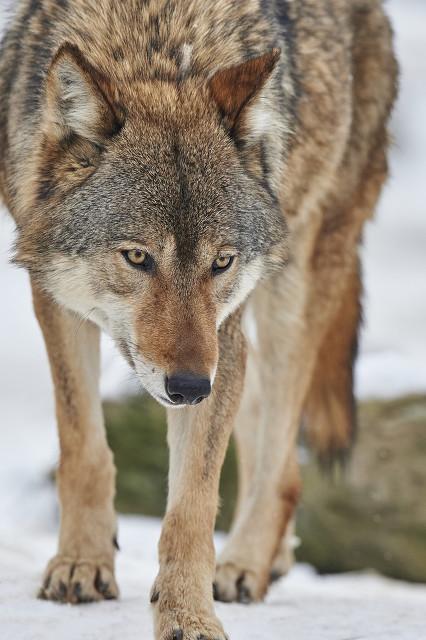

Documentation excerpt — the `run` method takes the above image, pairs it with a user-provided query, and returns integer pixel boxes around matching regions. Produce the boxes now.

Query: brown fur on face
[133,270,219,379]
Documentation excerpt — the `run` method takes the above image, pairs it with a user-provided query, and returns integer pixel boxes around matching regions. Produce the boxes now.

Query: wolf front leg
[32,283,118,603]
[151,311,246,640]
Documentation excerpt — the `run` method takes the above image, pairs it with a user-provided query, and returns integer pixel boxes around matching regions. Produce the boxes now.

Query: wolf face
[16,45,287,406]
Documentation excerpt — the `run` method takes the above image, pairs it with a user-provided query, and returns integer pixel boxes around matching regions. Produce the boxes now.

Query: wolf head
[16,44,287,406]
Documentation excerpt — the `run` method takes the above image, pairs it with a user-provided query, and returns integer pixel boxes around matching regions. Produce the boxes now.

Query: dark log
[297,395,426,583]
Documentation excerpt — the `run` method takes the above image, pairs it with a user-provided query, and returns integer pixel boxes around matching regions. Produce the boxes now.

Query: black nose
[166,373,211,406]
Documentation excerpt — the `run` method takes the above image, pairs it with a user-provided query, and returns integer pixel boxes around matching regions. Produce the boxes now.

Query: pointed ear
[209,48,281,136]
[43,43,122,144]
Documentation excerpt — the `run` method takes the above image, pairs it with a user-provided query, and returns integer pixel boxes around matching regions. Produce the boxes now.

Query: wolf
[0,0,397,637]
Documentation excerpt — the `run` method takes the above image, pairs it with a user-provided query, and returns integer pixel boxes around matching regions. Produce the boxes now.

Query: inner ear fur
[208,48,281,136]
[43,42,122,145]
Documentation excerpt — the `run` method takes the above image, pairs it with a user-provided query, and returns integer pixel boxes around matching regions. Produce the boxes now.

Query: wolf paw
[213,562,267,604]
[154,610,228,640]
[38,555,119,603]
[151,583,228,640]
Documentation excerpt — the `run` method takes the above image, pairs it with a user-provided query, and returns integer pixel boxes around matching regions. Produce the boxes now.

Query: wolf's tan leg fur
[32,283,118,604]
[151,312,246,640]
[232,347,297,584]
[232,346,261,522]
[269,518,297,582]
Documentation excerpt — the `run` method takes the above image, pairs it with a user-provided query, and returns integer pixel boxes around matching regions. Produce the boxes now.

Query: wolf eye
[122,249,154,271]
[212,255,234,275]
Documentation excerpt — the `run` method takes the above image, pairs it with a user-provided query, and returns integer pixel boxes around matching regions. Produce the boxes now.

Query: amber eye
[212,255,234,275]
[122,249,154,271]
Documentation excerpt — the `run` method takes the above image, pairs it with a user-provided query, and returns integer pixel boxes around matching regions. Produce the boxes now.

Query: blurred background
[0,0,425,588]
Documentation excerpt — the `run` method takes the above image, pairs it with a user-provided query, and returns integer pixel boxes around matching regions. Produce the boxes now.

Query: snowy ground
[1,1,426,639]
[2,516,426,640]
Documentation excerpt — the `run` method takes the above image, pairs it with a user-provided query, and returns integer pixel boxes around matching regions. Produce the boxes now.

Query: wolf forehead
[44,125,286,261]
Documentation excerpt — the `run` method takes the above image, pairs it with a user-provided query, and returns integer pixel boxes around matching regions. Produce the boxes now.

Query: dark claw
[113,535,120,551]
[94,573,115,600]
[172,630,183,640]
[72,580,97,604]
[212,582,219,601]
[236,575,252,604]
[269,569,283,584]
[94,569,108,595]
[58,581,68,600]
[198,636,208,640]
[150,590,160,604]
[237,585,252,604]
[97,580,110,595]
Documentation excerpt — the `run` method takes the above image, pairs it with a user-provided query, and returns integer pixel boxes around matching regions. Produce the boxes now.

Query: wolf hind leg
[32,283,118,604]
[304,264,362,463]
[269,263,362,583]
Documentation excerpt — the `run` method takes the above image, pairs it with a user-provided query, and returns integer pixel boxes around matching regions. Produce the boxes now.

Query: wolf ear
[209,48,281,139]
[43,43,122,144]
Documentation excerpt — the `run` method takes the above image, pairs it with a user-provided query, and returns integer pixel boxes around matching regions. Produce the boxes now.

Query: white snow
[1,1,426,638]
[1,516,426,640]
